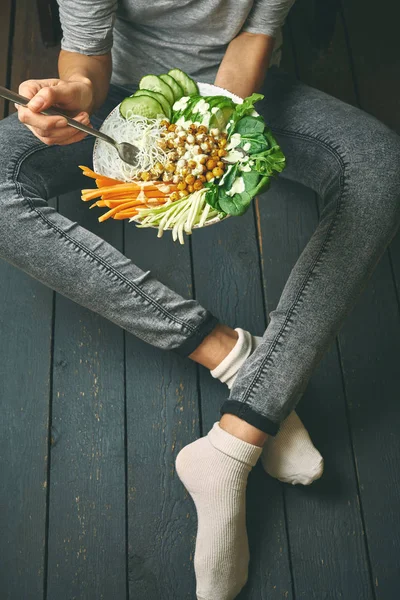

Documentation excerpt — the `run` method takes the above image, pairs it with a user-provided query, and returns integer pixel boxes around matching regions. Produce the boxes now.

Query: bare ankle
[189,324,238,370]
[220,414,268,447]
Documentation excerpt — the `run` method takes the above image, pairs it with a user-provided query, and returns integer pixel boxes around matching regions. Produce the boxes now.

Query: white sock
[211,329,324,485]
[261,410,324,485]
[176,422,262,600]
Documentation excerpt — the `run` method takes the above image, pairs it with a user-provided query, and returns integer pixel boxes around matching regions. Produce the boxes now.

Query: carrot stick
[98,200,144,222]
[104,198,142,208]
[79,165,122,186]
[113,210,139,220]
[89,200,106,209]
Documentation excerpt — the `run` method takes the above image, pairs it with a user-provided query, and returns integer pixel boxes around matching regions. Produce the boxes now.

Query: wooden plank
[0,0,12,116]
[9,0,60,113]
[338,255,400,600]
[288,0,357,104]
[45,195,127,599]
[389,233,400,303]
[333,3,400,597]
[341,0,400,133]
[0,4,58,598]
[0,266,53,600]
[191,209,293,599]
[257,177,374,598]
[124,226,200,598]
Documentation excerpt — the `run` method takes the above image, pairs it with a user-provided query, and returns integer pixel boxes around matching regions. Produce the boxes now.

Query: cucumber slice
[168,68,199,96]
[159,74,184,102]
[133,89,172,120]
[171,95,201,123]
[139,75,175,106]
[120,95,165,120]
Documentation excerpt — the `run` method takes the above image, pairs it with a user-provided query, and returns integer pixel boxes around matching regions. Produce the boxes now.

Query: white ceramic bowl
[92,83,244,229]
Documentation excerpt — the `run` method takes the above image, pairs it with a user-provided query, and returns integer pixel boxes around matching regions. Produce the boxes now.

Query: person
[1,0,399,598]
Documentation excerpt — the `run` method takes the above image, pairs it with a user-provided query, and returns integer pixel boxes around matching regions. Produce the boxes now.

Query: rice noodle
[94,109,168,182]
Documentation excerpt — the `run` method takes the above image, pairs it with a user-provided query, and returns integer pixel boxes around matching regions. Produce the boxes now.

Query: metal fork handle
[0,85,116,147]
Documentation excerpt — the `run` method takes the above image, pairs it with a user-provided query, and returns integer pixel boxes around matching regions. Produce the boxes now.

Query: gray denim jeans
[1,67,399,435]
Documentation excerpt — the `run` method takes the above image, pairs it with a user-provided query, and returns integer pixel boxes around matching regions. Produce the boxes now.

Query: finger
[25,120,90,146]
[19,80,42,100]
[19,110,89,137]
[18,106,67,130]
[56,130,90,146]
[26,84,74,112]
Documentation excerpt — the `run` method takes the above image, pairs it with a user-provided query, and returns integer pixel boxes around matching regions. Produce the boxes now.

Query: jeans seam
[9,143,199,335]
[239,128,348,406]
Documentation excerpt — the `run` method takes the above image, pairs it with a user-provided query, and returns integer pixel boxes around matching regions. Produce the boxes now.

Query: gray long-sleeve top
[58,0,295,88]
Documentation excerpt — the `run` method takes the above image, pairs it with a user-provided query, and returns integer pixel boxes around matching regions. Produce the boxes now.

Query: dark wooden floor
[1,1,399,599]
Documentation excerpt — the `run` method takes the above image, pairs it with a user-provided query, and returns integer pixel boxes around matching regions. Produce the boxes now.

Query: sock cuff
[210,328,253,384]
[208,422,262,467]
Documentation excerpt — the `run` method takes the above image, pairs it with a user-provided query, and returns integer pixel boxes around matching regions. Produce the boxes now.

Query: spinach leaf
[251,146,286,175]
[235,115,265,136]
[218,188,251,216]
[217,169,262,216]
[239,133,268,155]
[235,93,264,119]
[205,182,222,211]
[227,93,264,137]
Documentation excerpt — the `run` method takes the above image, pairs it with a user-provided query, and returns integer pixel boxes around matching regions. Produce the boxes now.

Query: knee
[346,117,400,225]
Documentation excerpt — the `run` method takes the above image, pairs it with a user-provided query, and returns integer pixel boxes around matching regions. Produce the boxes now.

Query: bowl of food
[80,69,286,244]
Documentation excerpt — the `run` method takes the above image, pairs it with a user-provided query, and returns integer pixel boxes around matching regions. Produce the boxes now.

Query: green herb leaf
[235,115,265,136]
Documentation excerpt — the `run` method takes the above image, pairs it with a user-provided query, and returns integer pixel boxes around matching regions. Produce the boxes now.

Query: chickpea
[163,173,173,183]
[200,142,211,153]
[211,149,219,158]
[218,138,228,148]
[188,160,197,169]
[206,159,217,171]
[218,148,228,157]
[199,156,207,165]
[188,124,198,133]
[212,167,224,178]
[160,119,170,128]
[181,167,189,176]
[140,171,150,181]
[185,174,196,185]
[165,162,176,173]
[177,181,187,191]
[168,123,177,132]
[193,180,203,191]
[178,190,187,198]
[167,139,175,149]
[170,191,180,201]
[198,125,208,134]
[187,184,194,193]
[217,161,225,168]
[157,140,167,150]
[205,171,214,182]
[198,174,206,183]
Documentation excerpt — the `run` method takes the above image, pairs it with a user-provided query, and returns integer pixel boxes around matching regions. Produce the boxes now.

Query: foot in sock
[211,328,324,485]
[261,410,324,485]
[175,422,262,600]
